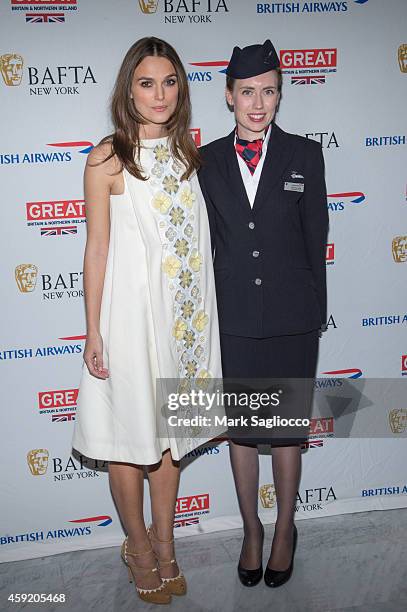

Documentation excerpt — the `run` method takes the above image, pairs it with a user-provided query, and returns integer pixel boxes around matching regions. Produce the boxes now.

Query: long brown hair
[100,37,200,181]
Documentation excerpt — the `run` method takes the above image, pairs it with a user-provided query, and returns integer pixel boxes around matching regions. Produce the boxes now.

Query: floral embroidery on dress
[162,255,182,278]
[172,160,182,175]
[180,186,196,209]
[197,369,211,389]
[190,285,200,300]
[194,345,204,358]
[165,227,177,242]
[189,249,202,272]
[185,360,198,378]
[154,144,170,164]
[151,163,164,178]
[152,191,172,214]
[192,310,209,332]
[163,175,179,195]
[183,329,196,348]
[181,300,194,319]
[173,318,187,340]
[178,378,191,394]
[179,269,192,289]
[147,138,212,387]
[184,223,193,239]
[170,206,185,226]
[175,290,184,304]
[174,238,189,258]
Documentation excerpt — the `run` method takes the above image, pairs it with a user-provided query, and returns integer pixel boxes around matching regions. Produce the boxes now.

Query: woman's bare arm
[82,144,122,378]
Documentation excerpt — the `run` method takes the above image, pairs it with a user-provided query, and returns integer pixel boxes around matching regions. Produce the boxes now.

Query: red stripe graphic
[328,192,363,198]
[47,141,93,148]
[58,335,86,340]
[69,516,110,523]
[189,61,228,67]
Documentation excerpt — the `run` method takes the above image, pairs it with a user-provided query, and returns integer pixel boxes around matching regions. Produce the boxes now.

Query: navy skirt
[220,330,319,447]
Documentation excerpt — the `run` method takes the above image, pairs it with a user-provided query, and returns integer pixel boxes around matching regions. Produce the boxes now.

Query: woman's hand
[83,332,109,379]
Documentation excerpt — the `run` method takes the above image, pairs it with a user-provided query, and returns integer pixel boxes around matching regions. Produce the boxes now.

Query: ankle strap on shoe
[123,538,155,562]
[157,558,176,568]
[131,564,159,577]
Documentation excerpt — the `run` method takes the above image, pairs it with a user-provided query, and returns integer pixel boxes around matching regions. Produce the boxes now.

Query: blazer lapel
[252,123,297,213]
[219,130,252,216]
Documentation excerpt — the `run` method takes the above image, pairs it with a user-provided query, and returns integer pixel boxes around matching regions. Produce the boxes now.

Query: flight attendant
[198,40,328,588]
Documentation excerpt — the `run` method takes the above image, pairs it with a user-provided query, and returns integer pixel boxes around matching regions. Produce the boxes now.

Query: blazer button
[255,278,262,286]
[248,222,255,230]
[252,250,260,258]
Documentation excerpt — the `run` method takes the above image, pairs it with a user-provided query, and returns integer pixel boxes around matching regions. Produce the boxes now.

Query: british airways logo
[256,1,368,14]
[48,141,93,154]
[327,191,366,212]
[362,315,407,327]
[69,516,112,528]
[314,368,362,390]
[322,368,363,379]
[1,515,112,547]
[188,61,228,82]
[365,135,406,147]
[0,141,93,165]
[0,335,85,362]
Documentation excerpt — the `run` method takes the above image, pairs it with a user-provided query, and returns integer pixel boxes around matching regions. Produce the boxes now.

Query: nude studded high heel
[147,525,187,596]
[121,537,171,605]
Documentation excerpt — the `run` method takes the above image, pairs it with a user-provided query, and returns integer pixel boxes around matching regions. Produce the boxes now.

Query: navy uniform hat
[226,39,280,79]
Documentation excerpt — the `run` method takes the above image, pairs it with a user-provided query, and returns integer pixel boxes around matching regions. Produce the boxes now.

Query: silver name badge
[284,181,304,193]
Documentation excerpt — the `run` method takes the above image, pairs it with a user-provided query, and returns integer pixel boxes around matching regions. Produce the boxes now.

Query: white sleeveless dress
[72,137,223,464]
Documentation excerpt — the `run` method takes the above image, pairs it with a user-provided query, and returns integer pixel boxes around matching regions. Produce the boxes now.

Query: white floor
[1,508,406,612]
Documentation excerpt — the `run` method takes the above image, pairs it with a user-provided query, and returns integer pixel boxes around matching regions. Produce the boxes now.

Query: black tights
[229,441,300,570]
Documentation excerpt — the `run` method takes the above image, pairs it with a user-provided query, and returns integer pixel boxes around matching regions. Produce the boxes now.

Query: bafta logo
[389,409,407,434]
[0,53,23,86]
[15,263,38,293]
[259,484,277,509]
[392,236,407,263]
[27,449,49,476]
[139,0,159,13]
[398,44,407,73]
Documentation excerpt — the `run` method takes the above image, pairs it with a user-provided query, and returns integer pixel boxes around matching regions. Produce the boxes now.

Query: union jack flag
[301,439,324,449]
[291,75,326,85]
[174,517,200,528]
[41,226,77,237]
[52,412,76,422]
[26,13,65,24]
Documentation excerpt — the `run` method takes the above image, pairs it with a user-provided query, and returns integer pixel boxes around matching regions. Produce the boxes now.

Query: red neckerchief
[235,126,269,175]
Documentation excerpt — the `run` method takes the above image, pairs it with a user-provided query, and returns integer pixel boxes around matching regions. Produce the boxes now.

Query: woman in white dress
[72,37,222,605]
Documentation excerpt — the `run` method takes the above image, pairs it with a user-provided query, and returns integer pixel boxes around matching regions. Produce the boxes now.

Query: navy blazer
[198,123,329,338]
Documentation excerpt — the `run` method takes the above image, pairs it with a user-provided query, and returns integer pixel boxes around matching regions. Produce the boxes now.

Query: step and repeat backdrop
[1,0,406,562]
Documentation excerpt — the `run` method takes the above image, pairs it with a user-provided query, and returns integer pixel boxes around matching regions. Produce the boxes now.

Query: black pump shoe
[264,524,297,588]
[237,522,264,587]
[238,561,263,587]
